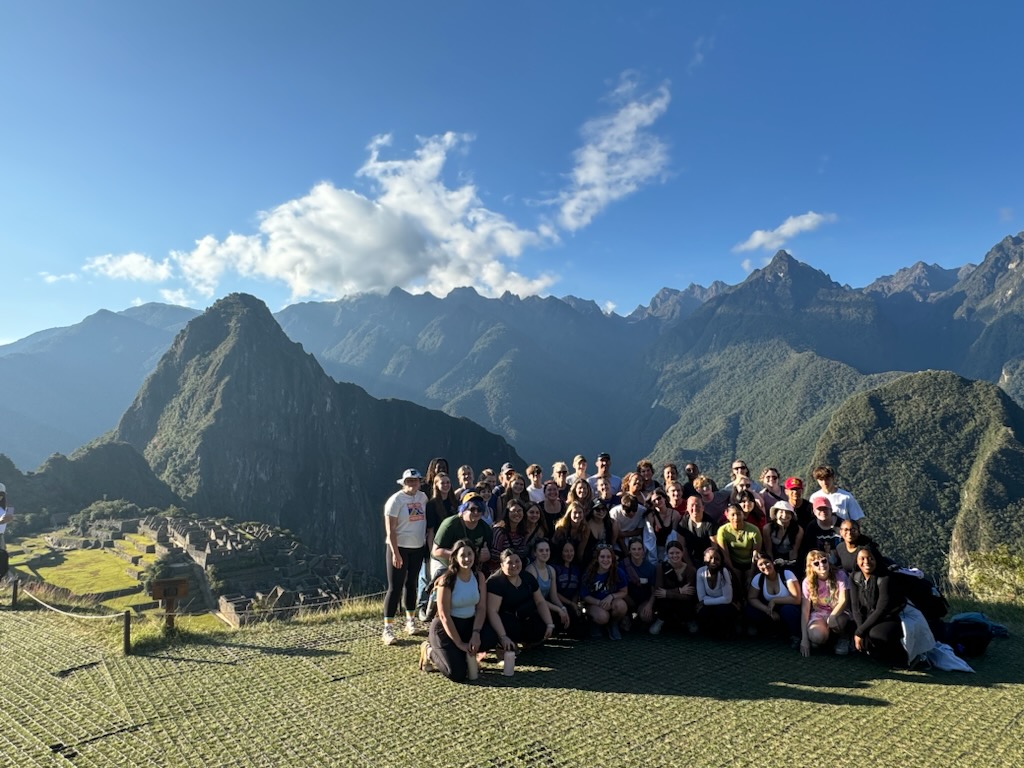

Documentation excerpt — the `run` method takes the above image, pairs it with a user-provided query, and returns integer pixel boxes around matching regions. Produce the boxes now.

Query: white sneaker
[405,617,418,635]
[649,619,665,636]
[382,626,397,646]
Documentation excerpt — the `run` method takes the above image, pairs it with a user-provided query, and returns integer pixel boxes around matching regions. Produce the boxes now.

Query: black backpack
[889,568,949,623]
[944,619,994,658]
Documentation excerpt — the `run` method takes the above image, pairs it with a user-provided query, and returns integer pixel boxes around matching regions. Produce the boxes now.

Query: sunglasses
[812,559,829,568]
[466,505,482,514]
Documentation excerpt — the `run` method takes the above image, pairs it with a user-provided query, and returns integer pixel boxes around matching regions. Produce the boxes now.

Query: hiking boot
[608,623,622,641]
[834,637,851,656]
[405,617,418,635]
[382,625,397,646]
[649,619,665,636]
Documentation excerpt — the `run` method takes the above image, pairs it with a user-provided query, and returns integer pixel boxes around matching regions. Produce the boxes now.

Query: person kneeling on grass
[422,539,487,682]
[800,549,851,657]
[849,547,908,667]
[651,540,697,635]
[745,554,801,645]
[479,549,556,672]
[580,544,629,640]
[525,538,572,635]
[621,538,657,633]
[695,547,738,639]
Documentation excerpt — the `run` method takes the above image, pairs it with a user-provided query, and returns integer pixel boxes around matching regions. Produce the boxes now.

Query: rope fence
[8,579,133,654]
[221,589,387,619]
[5,576,390,651]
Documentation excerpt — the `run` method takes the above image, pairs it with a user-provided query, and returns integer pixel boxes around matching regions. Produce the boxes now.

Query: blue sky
[2,2,1022,343]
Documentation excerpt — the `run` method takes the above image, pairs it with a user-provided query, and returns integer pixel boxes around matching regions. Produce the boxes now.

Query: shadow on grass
[132,629,349,661]
[475,629,1022,704]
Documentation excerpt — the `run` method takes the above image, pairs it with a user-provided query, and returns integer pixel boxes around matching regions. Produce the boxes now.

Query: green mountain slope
[811,370,1024,591]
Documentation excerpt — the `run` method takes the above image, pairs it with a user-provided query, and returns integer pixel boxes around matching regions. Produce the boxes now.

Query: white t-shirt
[610,504,646,537]
[384,489,428,548]
[809,489,865,521]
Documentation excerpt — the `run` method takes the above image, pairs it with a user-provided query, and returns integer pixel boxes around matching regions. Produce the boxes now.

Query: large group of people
[382,455,920,682]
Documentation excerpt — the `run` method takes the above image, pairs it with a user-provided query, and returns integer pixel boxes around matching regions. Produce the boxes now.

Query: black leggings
[428,615,474,682]
[384,546,426,618]
[859,619,908,666]
[479,610,547,650]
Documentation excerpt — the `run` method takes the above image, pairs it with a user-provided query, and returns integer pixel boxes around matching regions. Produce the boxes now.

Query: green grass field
[0,591,1021,768]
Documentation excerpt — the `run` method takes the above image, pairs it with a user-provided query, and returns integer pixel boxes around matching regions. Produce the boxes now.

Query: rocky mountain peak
[864,261,962,300]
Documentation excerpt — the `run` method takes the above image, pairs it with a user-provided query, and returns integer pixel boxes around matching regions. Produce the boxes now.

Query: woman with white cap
[382,468,429,646]
[762,500,803,574]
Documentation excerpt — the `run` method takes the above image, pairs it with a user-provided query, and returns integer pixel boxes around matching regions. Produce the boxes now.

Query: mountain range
[2,232,1024,588]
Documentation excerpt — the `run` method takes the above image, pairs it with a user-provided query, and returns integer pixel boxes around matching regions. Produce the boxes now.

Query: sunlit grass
[30,547,143,596]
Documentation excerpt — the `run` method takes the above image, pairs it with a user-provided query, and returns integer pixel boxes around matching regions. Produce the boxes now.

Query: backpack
[888,567,949,624]
[0,548,8,579]
[943,619,994,658]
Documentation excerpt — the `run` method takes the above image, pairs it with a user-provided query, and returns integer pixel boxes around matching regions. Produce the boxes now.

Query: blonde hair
[804,549,840,608]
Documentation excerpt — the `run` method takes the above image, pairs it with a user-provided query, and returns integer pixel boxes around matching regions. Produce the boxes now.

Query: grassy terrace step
[0,600,1021,767]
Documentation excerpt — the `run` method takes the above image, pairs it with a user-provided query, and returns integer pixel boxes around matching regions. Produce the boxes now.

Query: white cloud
[733,211,838,253]
[161,133,557,302]
[601,300,617,315]
[740,255,774,274]
[84,252,173,281]
[688,36,715,74]
[159,288,193,306]
[556,74,671,232]
[81,75,674,304]
[40,271,79,284]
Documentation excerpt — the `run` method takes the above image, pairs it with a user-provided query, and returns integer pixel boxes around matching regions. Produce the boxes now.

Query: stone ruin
[138,515,360,626]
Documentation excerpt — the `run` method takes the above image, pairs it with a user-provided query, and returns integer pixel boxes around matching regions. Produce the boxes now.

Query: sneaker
[649,619,665,636]
[789,636,801,650]
[589,623,603,639]
[418,641,435,672]
[382,625,397,646]
[405,617,418,635]
[746,625,759,637]
[620,613,633,633]
[608,623,622,641]
[687,620,699,635]
[417,606,430,623]
[834,637,851,656]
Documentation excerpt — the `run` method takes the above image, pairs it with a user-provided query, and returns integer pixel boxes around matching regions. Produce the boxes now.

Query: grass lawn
[27,547,142,597]
[0,595,1021,768]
